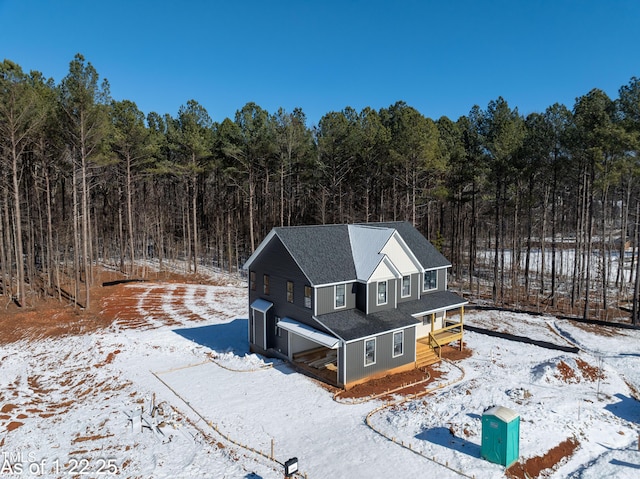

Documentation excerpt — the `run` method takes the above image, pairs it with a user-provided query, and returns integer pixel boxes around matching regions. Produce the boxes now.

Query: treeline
[0,54,639,322]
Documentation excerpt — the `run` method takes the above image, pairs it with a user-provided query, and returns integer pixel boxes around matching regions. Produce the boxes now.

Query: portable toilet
[481,406,520,468]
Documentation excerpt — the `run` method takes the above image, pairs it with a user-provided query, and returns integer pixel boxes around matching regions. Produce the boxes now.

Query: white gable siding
[370,259,396,281]
[380,235,421,276]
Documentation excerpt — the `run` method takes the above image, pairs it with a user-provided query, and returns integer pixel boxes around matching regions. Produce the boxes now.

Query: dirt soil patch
[556,361,578,382]
[506,437,580,479]
[0,268,227,345]
[556,358,606,383]
[576,358,605,381]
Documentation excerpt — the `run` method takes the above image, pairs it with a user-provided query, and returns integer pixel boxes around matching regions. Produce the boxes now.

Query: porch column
[430,313,435,332]
[459,306,465,351]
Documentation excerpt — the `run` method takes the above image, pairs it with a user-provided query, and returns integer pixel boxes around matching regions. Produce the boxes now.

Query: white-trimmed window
[393,331,404,357]
[401,275,411,298]
[377,281,387,305]
[335,284,346,308]
[304,285,312,309]
[423,270,437,291]
[364,337,376,366]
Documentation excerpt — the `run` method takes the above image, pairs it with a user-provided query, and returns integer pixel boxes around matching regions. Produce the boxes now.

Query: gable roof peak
[244,221,451,285]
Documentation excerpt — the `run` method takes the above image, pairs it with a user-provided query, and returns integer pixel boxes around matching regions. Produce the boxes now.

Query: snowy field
[1,277,639,478]
[477,248,637,284]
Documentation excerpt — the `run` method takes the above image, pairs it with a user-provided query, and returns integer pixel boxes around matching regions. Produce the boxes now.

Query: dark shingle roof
[397,290,468,316]
[265,221,448,286]
[314,309,419,341]
[371,221,451,269]
[274,225,356,285]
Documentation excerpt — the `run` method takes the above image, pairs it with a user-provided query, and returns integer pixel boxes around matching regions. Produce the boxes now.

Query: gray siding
[367,279,397,314]
[248,235,321,337]
[344,326,416,384]
[275,326,289,356]
[419,267,449,296]
[397,272,420,304]
[355,282,367,312]
[316,283,356,315]
[438,268,447,292]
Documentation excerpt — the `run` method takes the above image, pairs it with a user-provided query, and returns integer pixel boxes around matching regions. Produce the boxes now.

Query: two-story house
[243,222,468,389]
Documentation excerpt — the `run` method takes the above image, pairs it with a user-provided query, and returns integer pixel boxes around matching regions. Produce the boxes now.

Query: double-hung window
[287,281,294,303]
[423,270,437,291]
[335,284,346,308]
[263,274,270,295]
[364,338,376,366]
[250,271,256,291]
[377,281,387,305]
[401,275,411,298]
[393,331,404,357]
[304,286,312,309]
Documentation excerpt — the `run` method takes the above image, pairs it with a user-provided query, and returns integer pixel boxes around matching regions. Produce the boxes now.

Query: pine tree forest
[1,55,639,323]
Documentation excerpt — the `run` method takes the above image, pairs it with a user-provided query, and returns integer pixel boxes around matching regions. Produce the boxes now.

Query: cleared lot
[1,277,638,478]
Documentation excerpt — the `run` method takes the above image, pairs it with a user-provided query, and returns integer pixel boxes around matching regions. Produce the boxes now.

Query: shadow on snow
[172,319,289,372]
[609,459,640,470]
[415,426,481,458]
[173,318,249,355]
[603,393,640,424]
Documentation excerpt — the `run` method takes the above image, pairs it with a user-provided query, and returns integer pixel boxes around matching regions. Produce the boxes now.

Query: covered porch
[277,317,340,387]
[397,291,468,363]
[421,307,465,358]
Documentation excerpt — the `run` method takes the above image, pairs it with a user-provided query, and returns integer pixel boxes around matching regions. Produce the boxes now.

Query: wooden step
[415,345,439,368]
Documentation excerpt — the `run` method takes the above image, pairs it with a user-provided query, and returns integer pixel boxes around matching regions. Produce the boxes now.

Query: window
[377,281,387,305]
[335,284,346,308]
[304,285,312,309]
[393,331,404,357]
[287,281,294,303]
[364,338,376,366]
[263,274,270,295]
[423,270,437,291]
[401,275,411,298]
[250,271,256,291]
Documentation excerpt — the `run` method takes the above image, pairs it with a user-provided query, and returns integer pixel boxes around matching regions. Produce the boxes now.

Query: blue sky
[1,0,638,125]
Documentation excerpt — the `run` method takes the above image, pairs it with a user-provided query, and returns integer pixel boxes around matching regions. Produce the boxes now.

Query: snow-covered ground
[477,248,637,284]
[1,278,639,478]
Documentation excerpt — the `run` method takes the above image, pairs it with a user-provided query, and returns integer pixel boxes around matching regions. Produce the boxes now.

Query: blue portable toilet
[481,406,520,468]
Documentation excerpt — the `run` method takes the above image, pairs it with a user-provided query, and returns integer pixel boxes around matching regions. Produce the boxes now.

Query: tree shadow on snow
[609,459,640,470]
[245,474,264,479]
[415,426,481,458]
[604,393,640,424]
[173,318,249,355]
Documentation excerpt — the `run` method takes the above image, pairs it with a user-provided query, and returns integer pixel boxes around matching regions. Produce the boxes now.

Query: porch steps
[416,342,440,368]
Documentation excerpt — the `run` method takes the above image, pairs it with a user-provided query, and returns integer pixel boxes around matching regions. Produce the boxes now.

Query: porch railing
[428,332,442,358]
